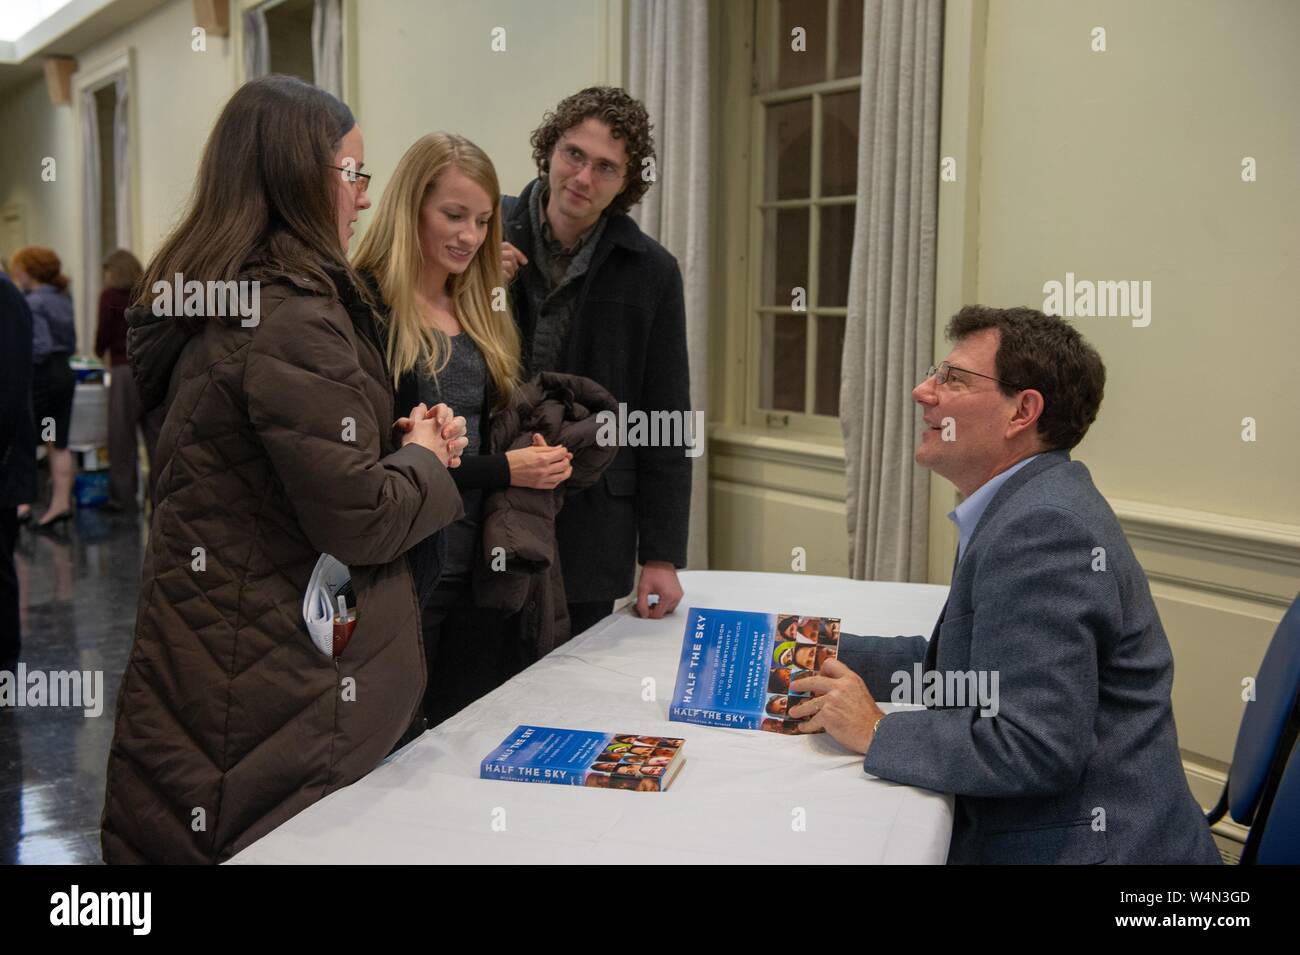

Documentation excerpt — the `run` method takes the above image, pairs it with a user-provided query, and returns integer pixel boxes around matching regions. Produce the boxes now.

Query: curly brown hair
[529,86,655,216]
[946,305,1106,452]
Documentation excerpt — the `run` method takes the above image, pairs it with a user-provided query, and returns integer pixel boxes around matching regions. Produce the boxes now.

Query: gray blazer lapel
[961,450,1072,561]
[924,451,1072,674]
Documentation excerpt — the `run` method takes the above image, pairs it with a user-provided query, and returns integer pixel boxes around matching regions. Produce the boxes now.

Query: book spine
[669,705,757,730]
[479,763,586,785]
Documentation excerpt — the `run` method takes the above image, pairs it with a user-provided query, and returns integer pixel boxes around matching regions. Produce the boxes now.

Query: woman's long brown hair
[138,75,362,320]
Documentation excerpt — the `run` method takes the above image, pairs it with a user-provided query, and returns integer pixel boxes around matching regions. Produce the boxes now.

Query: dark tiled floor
[1,506,146,864]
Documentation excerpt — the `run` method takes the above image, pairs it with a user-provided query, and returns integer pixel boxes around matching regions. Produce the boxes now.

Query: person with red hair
[10,246,76,531]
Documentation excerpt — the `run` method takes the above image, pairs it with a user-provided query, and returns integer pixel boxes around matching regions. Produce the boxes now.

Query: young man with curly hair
[501,87,691,637]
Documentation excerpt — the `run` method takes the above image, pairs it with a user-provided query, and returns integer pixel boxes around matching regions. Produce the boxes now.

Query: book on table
[669,607,842,734]
[480,725,686,791]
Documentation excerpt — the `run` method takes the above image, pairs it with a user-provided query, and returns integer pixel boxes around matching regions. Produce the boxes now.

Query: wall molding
[710,424,846,469]
[709,425,848,503]
[708,434,1300,601]
[1112,498,1300,569]
[1113,497,1300,608]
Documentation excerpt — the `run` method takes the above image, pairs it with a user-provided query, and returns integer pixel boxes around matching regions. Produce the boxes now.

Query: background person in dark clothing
[500,87,692,635]
[10,246,77,531]
[0,273,37,671]
[95,249,165,511]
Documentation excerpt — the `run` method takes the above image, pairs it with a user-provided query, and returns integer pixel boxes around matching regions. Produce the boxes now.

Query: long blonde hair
[352,132,520,402]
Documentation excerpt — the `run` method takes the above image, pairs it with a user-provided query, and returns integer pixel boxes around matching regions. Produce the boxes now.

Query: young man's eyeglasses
[925,361,1023,391]
[555,143,624,182]
[327,164,372,193]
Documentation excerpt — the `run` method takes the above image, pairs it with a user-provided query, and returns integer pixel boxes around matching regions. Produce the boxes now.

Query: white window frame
[235,0,355,105]
[72,47,136,353]
[744,0,862,439]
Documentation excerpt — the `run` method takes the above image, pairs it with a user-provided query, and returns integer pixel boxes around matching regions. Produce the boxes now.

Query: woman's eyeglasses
[326,164,372,194]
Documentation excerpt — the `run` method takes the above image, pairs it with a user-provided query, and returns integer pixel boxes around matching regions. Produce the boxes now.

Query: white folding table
[229,570,954,864]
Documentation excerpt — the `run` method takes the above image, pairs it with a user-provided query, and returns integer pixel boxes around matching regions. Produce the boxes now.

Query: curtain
[627,0,711,571]
[243,6,270,80]
[112,73,131,250]
[312,0,344,97]
[840,0,944,582]
[81,88,101,349]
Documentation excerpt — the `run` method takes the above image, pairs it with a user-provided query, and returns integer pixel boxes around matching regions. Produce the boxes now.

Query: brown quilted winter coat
[101,274,462,864]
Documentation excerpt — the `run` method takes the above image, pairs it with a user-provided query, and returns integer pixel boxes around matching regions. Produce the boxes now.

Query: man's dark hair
[529,86,655,216]
[946,305,1106,451]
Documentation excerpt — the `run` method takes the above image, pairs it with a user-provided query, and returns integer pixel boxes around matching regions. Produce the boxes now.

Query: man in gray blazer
[791,305,1220,864]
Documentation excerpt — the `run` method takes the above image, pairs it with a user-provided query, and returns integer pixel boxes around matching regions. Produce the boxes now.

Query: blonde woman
[354,132,572,726]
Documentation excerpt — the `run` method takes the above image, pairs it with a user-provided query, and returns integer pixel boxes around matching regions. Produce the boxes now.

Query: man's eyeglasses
[925,361,1023,391]
[327,164,372,194]
[555,143,625,182]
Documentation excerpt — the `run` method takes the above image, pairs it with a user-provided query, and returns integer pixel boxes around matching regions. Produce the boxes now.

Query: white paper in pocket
[303,553,350,657]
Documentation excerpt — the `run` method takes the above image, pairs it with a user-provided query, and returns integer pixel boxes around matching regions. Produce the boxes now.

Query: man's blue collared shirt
[948,455,1041,564]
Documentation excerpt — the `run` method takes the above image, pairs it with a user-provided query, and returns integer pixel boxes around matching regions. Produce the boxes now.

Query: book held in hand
[670,607,841,734]
[480,725,686,791]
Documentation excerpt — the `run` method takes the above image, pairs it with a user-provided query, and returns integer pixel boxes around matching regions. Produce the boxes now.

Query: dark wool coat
[503,180,692,602]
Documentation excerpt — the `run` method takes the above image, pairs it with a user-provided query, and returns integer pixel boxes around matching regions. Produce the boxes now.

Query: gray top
[417,331,488,577]
[417,331,485,457]
[27,284,76,363]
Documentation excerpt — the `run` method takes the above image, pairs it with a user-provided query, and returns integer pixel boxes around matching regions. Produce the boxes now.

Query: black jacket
[503,179,692,602]
[0,275,37,507]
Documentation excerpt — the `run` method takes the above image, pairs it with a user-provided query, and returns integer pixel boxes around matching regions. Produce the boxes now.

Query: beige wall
[0,0,622,348]
[975,0,1300,524]
[0,76,78,287]
[351,0,621,213]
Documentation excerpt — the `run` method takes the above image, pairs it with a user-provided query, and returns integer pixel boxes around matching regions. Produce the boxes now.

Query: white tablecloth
[229,571,954,864]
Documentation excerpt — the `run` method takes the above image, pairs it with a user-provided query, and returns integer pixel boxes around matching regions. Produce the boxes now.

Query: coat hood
[126,272,351,412]
[126,304,197,411]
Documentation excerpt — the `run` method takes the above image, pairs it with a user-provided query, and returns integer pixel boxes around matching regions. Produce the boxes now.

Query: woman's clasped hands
[396,402,469,468]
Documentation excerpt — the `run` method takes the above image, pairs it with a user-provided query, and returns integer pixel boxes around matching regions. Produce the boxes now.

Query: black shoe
[34,510,73,534]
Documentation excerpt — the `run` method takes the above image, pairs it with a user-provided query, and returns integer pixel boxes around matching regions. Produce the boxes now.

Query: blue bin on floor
[74,471,110,508]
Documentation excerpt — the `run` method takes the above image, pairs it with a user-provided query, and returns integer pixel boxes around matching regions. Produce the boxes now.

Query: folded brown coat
[473,372,619,657]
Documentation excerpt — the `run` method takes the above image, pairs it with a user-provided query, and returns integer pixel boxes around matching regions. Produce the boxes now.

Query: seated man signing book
[791,306,1220,865]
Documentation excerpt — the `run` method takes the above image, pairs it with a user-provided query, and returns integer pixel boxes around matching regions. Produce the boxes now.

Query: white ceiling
[0,0,78,44]
[0,0,173,94]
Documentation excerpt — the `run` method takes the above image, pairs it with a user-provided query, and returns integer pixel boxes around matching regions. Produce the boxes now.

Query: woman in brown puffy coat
[100,76,468,864]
